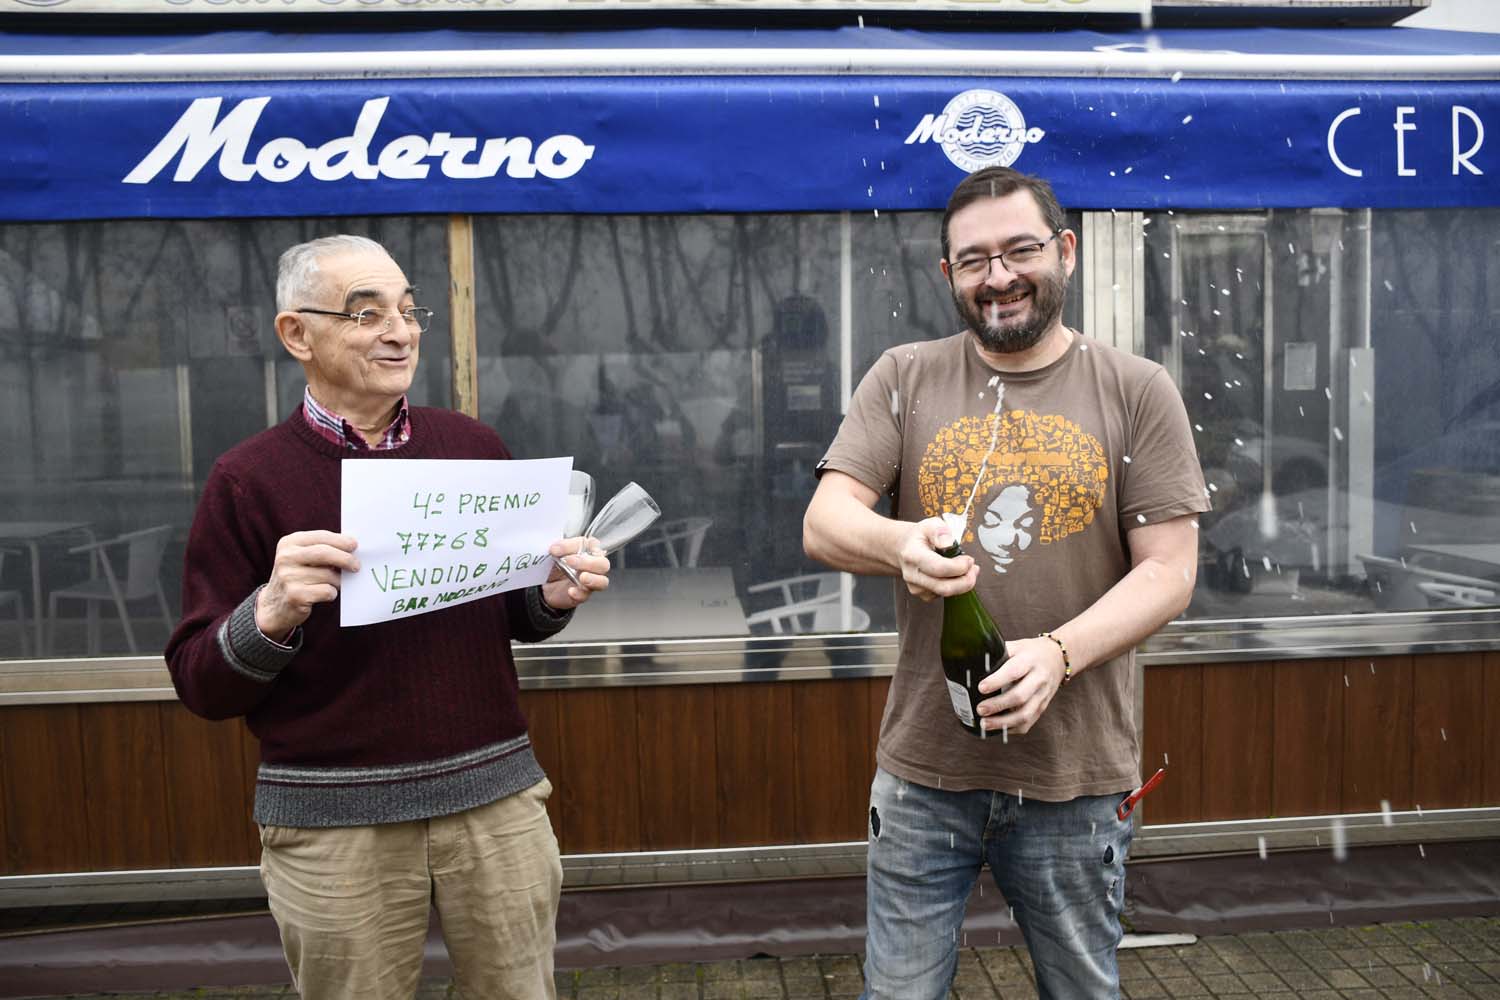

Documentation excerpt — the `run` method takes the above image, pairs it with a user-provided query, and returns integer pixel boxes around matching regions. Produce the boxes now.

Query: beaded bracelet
[1039,631,1072,686]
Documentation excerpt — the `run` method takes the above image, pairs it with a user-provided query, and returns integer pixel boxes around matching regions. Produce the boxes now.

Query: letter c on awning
[1328,106,1363,178]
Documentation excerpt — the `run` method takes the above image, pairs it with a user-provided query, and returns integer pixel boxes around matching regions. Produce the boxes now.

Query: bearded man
[803,167,1210,1000]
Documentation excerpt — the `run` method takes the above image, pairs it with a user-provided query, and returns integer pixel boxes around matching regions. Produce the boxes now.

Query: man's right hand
[898,517,979,602]
[255,531,360,640]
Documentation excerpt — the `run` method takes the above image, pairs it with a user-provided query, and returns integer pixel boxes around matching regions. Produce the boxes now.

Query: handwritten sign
[340,457,572,627]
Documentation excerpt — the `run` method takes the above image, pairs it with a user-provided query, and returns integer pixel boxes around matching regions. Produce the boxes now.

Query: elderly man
[166,234,607,1000]
[805,167,1209,999]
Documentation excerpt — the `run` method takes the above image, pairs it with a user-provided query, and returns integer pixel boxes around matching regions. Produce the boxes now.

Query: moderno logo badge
[904,89,1046,172]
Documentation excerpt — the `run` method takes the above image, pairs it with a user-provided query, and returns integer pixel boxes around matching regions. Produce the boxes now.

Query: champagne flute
[553,481,663,588]
[553,470,596,587]
[580,481,662,559]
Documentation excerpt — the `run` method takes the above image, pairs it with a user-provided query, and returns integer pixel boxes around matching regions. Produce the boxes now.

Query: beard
[952,261,1069,354]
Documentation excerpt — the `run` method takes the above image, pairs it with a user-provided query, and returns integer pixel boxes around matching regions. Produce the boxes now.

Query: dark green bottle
[936,540,1008,738]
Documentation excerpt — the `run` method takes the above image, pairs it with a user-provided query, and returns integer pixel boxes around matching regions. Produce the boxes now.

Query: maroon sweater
[165,408,569,827]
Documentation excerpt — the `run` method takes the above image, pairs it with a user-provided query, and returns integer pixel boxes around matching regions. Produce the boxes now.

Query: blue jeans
[861,767,1132,1000]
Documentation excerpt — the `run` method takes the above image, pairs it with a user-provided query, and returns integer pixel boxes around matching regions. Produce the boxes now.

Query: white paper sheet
[339,457,572,627]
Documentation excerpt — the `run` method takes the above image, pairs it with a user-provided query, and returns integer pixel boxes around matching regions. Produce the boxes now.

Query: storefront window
[1145,208,1500,617]
[0,217,451,661]
[472,213,845,642]
[4,206,1494,664]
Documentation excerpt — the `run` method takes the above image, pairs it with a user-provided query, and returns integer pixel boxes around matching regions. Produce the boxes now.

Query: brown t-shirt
[819,330,1210,801]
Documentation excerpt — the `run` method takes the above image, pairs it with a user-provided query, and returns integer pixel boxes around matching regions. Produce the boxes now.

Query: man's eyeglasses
[296,306,434,334]
[948,230,1064,283]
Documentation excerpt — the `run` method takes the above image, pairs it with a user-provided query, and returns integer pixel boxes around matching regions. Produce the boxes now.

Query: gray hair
[276,234,388,312]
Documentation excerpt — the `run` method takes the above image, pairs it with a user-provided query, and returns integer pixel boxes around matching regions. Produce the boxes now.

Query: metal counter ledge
[2,607,1499,704]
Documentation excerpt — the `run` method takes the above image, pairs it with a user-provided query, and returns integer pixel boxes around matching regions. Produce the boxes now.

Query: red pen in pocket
[1117,768,1166,821]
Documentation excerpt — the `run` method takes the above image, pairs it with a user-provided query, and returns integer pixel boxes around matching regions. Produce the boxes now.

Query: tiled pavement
[29,915,1500,999]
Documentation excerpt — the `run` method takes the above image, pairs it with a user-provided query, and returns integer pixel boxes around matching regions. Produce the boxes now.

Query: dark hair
[940,167,1066,262]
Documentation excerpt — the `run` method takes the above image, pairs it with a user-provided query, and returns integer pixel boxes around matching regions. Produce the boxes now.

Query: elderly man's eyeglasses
[296,305,434,334]
[948,230,1064,283]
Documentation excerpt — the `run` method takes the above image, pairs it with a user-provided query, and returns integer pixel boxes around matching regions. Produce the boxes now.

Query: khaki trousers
[259,779,561,1000]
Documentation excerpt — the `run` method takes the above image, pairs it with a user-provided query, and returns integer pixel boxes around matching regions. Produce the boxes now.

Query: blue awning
[1,25,1496,221]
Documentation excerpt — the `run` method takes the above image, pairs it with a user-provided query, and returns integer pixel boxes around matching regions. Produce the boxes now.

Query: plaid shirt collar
[302,386,412,452]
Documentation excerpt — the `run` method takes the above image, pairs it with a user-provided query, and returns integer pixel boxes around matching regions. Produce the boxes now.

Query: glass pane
[1144,208,1500,617]
[1367,208,1500,611]
[0,217,450,661]
[472,214,851,642]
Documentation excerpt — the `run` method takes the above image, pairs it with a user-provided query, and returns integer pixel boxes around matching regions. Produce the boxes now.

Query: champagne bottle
[936,539,1008,738]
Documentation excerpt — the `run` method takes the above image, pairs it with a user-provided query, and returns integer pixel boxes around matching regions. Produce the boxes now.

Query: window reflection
[1145,208,1500,616]
[472,214,847,641]
[0,218,450,660]
[2,206,1495,661]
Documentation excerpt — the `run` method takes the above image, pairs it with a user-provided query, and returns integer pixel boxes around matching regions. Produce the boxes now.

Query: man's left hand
[973,636,1069,735]
[541,537,611,610]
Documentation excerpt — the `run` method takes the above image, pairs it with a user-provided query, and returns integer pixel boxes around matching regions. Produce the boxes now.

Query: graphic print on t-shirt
[917,410,1109,574]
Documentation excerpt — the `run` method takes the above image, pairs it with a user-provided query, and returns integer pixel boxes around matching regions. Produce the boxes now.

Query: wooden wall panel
[1342,655,1413,812]
[1141,664,1202,824]
[238,720,261,858]
[0,750,7,876]
[1486,653,1500,807]
[854,676,891,841]
[81,703,171,870]
[160,705,256,868]
[1201,663,1274,820]
[5,646,1500,878]
[635,685,719,851]
[1,706,90,873]
[555,688,640,854]
[792,679,871,844]
[1272,660,1343,817]
[518,690,564,844]
[869,676,891,756]
[715,683,797,848]
[1412,652,1486,809]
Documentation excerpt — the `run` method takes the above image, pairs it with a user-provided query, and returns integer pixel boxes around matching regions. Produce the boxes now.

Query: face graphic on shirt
[976,484,1036,573]
[916,410,1108,575]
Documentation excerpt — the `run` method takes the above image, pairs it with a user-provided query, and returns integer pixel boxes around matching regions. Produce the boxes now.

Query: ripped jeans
[861,767,1132,1000]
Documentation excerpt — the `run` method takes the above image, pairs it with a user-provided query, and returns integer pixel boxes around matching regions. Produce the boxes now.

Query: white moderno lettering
[309,98,386,181]
[904,113,949,144]
[902,112,1043,147]
[124,96,269,183]
[123,96,594,184]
